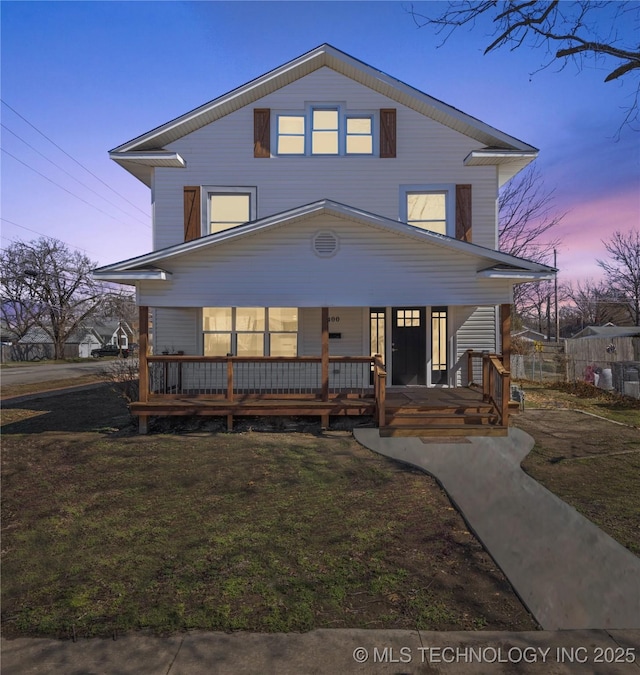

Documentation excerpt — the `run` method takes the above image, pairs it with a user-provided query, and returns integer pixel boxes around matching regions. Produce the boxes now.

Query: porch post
[500,304,511,372]
[321,307,329,426]
[138,305,149,434]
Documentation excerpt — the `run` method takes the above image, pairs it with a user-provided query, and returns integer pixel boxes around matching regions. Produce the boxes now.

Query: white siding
[138,214,513,308]
[452,306,498,385]
[300,307,365,356]
[154,68,498,251]
[153,308,200,354]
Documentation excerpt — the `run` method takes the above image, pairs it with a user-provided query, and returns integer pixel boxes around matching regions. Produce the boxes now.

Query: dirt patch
[515,409,640,461]
[514,409,640,556]
[1,384,132,434]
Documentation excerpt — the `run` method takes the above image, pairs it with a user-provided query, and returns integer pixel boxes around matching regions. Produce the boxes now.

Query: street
[0,360,117,386]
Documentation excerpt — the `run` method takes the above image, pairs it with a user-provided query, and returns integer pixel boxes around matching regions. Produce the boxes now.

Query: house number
[329,316,340,322]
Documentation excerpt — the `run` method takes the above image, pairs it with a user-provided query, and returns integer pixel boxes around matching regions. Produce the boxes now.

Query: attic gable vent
[312,230,339,258]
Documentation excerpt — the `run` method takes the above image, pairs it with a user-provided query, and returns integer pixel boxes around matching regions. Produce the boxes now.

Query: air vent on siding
[312,230,339,258]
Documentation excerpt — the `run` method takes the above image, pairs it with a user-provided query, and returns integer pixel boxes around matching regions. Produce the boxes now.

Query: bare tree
[0,238,107,359]
[562,279,625,332]
[409,1,640,129]
[517,279,553,334]
[499,165,564,260]
[0,245,45,344]
[597,229,640,325]
[497,164,564,320]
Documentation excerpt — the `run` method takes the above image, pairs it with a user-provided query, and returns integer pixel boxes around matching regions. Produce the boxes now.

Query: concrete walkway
[354,427,640,631]
[3,629,640,674]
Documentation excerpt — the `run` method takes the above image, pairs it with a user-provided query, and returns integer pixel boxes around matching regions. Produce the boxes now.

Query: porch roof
[93,199,556,285]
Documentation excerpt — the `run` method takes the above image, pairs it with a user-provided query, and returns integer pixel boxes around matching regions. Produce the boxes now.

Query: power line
[1,99,150,218]
[0,217,95,254]
[1,148,151,230]
[1,123,150,228]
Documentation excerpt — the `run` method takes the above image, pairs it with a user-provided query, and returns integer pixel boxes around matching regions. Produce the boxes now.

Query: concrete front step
[380,424,509,437]
[385,412,499,426]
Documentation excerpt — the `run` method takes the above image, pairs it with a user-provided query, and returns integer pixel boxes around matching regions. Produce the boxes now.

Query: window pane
[278,136,305,155]
[313,109,338,130]
[203,307,232,331]
[210,194,250,232]
[278,116,305,134]
[347,117,371,134]
[237,333,264,356]
[270,333,297,357]
[269,307,298,332]
[370,310,385,358]
[346,135,372,154]
[407,193,446,221]
[236,307,265,331]
[204,333,231,356]
[312,131,338,154]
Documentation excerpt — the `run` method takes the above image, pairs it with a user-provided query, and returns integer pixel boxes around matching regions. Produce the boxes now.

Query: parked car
[91,344,129,358]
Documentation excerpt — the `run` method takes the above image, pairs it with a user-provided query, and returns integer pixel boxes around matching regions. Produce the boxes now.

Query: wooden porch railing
[143,354,383,402]
[466,350,510,426]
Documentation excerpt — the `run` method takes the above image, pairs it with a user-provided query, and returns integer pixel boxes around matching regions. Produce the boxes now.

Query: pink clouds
[553,186,640,284]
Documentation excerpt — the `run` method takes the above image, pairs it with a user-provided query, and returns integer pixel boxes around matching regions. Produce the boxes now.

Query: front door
[391,307,426,385]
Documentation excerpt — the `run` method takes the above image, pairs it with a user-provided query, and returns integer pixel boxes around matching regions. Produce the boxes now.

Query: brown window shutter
[254,108,270,158]
[184,186,201,242]
[455,184,472,242]
[379,109,396,158]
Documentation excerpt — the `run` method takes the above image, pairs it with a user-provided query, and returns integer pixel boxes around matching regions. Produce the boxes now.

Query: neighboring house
[94,320,134,353]
[513,328,548,343]
[16,327,87,360]
[94,44,555,434]
[13,321,134,360]
[570,325,640,339]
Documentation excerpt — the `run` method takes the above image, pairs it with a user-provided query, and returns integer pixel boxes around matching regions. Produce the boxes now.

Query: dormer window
[311,108,339,154]
[277,115,305,155]
[272,105,376,157]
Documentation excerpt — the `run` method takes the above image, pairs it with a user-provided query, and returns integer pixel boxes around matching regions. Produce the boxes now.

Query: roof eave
[92,269,171,283]
[464,149,539,186]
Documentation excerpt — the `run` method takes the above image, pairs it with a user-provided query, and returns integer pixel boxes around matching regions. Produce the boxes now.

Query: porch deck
[131,382,508,437]
[133,305,511,435]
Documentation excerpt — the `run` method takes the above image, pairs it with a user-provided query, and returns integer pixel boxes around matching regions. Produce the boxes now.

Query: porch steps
[381,403,506,437]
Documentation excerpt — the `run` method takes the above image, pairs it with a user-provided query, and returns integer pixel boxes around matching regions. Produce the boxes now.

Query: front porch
[134,305,513,435]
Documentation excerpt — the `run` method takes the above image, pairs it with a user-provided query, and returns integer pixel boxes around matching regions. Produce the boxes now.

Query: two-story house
[94,44,555,434]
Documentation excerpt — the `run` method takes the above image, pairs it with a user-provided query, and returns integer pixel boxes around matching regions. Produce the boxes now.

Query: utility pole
[554,248,559,342]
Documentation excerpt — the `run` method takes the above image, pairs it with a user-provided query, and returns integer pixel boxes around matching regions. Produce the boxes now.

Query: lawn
[1,387,536,639]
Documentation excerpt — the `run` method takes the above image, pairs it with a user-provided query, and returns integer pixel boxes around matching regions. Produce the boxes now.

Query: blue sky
[2,1,638,283]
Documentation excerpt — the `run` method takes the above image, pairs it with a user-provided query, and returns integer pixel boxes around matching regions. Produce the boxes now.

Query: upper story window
[204,186,257,235]
[274,105,374,157]
[277,115,305,155]
[400,185,455,237]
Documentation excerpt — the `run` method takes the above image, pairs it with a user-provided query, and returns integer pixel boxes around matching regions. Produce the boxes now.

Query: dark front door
[391,307,426,385]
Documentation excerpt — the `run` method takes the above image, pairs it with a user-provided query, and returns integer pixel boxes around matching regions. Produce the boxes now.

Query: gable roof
[110,44,537,185]
[93,199,556,283]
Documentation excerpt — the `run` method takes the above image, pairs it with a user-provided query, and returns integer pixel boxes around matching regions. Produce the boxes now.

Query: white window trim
[399,184,456,237]
[272,104,377,157]
[201,186,257,237]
